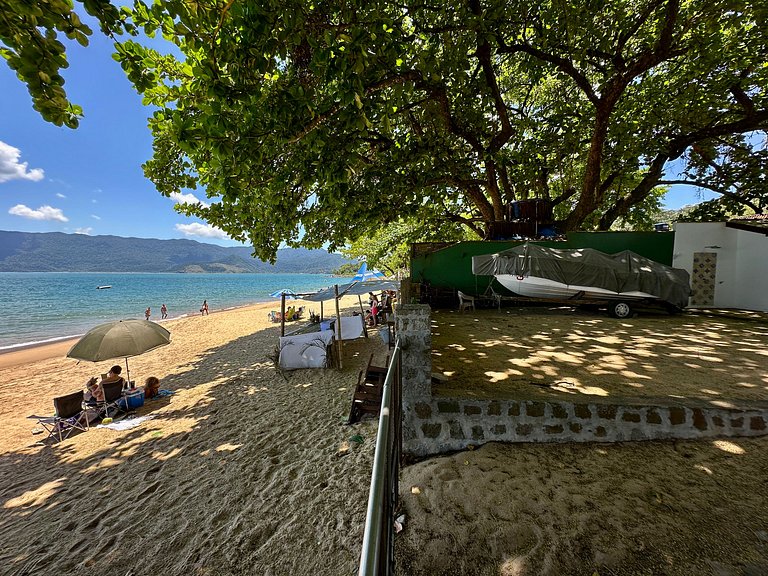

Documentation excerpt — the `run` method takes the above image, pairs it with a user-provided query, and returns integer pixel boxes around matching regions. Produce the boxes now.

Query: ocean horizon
[0,272,347,351]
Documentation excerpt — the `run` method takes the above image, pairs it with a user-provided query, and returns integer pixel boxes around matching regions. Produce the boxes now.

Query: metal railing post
[359,340,402,576]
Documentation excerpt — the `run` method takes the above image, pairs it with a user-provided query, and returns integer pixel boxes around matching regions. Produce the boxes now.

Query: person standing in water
[161,303,168,319]
[145,307,151,320]
[201,300,209,315]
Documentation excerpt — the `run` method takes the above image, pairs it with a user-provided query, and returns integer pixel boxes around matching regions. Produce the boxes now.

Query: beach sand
[0,298,387,576]
[3,302,768,576]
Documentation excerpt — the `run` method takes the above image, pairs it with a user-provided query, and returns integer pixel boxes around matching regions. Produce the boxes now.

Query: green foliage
[0,0,124,127]
[332,262,359,276]
[341,216,478,275]
[4,0,766,254]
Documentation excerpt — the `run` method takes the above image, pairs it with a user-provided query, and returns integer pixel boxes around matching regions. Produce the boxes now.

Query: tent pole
[334,284,342,369]
[281,294,286,337]
[358,294,368,339]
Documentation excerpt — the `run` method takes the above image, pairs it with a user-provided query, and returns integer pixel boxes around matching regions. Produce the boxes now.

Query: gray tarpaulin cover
[472,243,691,308]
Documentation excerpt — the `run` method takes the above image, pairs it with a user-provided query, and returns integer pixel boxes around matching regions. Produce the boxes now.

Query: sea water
[0,272,346,350]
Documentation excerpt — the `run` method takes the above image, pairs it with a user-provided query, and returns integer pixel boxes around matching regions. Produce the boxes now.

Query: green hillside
[0,231,351,273]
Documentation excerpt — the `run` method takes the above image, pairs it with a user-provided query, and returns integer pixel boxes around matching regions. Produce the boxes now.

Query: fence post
[394,304,432,450]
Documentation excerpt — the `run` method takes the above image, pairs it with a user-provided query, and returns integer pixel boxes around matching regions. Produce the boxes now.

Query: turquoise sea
[0,272,345,351]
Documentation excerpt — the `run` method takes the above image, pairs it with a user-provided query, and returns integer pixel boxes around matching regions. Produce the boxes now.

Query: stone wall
[395,305,768,459]
[405,397,768,458]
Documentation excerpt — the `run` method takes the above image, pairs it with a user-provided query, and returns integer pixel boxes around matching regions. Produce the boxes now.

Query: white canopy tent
[298,279,400,368]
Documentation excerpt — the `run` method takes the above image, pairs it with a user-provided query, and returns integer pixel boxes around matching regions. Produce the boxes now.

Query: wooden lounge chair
[347,354,389,424]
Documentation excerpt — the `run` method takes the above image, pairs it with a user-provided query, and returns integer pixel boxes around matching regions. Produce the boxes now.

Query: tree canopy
[4,0,767,260]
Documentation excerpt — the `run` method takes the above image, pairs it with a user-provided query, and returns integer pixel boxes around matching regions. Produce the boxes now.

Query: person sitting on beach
[285,305,296,321]
[145,376,160,399]
[84,365,125,403]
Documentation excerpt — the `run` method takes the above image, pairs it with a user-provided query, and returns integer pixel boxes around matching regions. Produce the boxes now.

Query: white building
[673,218,768,312]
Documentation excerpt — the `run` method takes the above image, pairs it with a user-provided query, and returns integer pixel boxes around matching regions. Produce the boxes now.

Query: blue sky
[0,21,715,246]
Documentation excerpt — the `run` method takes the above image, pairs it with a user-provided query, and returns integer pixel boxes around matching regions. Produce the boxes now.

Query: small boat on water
[96,285,112,290]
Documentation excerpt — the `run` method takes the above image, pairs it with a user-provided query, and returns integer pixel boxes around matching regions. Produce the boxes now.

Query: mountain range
[0,231,352,273]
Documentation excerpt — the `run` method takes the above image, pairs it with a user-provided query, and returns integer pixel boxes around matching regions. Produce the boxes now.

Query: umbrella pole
[334,284,342,369]
[358,295,368,339]
[281,294,286,337]
[320,301,324,321]
[125,358,130,388]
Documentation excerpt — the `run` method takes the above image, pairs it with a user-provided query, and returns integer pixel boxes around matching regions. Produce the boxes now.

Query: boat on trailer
[472,243,691,318]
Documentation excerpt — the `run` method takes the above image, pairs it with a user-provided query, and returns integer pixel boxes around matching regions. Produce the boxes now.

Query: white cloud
[170,191,209,208]
[8,204,68,222]
[0,141,44,183]
[74,227,93,235]
[91,214,101,220]
[175,222,228,240]
[56,192,66,199]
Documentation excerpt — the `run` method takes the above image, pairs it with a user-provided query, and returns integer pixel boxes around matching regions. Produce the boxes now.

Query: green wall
[411,232,675,296]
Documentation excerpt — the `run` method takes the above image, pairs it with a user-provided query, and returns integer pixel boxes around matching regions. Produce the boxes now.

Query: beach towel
[147,389,175,400]
[97,415,154,431]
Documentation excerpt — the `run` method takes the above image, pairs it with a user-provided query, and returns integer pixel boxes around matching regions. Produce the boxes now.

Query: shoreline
[0,300,295,369]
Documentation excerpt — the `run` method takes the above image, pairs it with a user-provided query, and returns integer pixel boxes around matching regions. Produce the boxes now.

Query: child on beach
[145,376,160,399]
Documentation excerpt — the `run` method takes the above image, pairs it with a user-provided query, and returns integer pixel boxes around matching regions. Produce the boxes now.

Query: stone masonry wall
[405,397,768,458]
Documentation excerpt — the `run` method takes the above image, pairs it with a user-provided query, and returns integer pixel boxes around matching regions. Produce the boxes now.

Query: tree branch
[659,179,763,212]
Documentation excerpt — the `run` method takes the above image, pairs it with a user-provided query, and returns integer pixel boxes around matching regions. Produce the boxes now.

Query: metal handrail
[358,339,402,576]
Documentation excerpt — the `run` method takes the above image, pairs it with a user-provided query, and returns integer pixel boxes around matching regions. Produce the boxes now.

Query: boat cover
[472,243,691,308]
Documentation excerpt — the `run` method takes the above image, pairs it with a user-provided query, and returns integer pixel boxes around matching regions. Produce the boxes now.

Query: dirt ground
[395,306,768,576]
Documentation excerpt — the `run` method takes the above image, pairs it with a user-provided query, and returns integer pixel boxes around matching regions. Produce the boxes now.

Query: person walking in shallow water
[145,307,151,321]
[161,303,167,319]
[201,300,209,315]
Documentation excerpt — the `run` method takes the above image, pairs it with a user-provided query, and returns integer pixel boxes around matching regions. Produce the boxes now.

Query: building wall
[734,227,768,311]
[673,222,768,312]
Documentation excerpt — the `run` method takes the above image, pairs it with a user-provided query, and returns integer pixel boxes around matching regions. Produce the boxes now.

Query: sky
[0,17,716,246]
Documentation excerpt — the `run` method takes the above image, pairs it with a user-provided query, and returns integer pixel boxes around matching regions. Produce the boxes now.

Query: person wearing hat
[84,365,125,403]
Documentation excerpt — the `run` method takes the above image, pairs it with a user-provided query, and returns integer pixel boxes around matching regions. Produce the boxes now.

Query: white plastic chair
[457,291,476,313]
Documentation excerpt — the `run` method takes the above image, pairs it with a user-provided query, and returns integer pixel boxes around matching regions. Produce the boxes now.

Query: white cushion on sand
[279,330,335,370]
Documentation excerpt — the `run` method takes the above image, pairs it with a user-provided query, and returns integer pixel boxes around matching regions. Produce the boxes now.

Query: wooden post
[358,294,369,338]
[334,284,343,369]
[280,293,286,337]
[320,301,324,321]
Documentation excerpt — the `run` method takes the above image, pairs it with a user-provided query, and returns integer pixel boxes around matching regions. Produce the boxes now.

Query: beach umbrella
[351,262,386,282]
[269,288,298,299]
[66,319,171,383]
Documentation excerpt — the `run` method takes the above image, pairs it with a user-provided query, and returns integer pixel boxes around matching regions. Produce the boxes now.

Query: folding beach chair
[28,390,89,443]
[100,380,126,418]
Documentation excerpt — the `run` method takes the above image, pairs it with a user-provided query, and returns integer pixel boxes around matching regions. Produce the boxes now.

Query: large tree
[4,0,767,260]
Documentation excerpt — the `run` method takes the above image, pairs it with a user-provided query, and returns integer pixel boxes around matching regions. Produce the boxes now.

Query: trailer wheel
[610,301,633,319]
